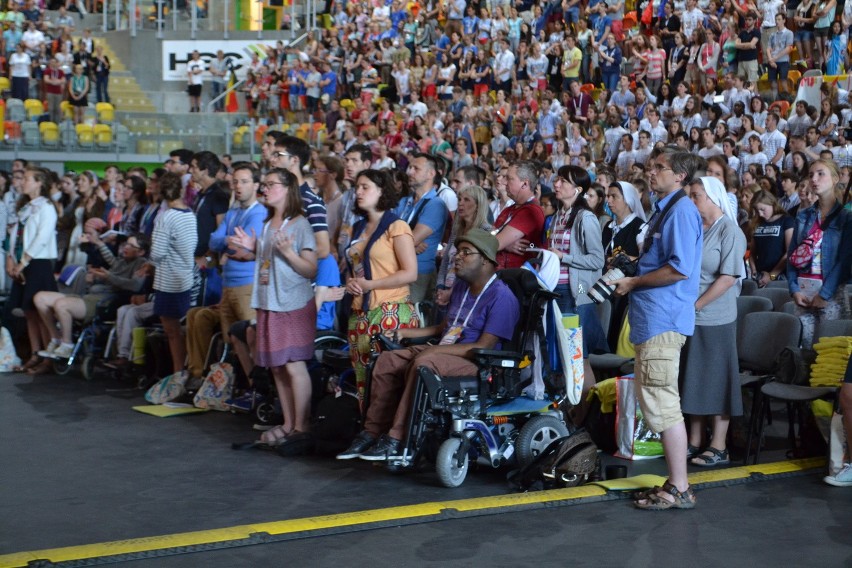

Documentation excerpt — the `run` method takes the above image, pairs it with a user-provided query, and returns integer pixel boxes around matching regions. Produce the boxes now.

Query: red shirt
[493,200,545,269]
[44,67,65,95]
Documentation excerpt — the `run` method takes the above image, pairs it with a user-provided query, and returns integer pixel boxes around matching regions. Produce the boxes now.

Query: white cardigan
[18,197,58,261]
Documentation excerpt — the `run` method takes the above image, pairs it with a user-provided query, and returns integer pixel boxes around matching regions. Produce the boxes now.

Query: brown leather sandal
[634,481,696,510]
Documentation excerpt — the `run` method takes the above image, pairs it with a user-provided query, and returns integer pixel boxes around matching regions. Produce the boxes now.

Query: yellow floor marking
[0,458,826,568]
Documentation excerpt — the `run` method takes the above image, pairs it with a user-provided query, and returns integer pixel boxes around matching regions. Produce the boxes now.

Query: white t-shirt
[9,52,31,78]
[187,59,205,85]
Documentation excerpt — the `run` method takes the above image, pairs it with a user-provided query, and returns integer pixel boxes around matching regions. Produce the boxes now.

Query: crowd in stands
[1,2,109,122]
[4,0,852,493]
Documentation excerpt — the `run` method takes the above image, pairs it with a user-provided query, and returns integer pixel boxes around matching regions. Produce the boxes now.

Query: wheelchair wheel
[255,401,279,425]
[53,358,73,376]
[314,332,347,362]
[436,437,469,488]
[515,415,570,466]
[81,355,96,381]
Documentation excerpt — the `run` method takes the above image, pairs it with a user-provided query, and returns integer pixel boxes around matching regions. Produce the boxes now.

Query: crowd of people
[5,0,852,503]
[1,2,109,122]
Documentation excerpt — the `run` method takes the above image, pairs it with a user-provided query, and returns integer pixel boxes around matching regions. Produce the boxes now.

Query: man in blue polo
[613,147,703,510]
[399,153,449,303]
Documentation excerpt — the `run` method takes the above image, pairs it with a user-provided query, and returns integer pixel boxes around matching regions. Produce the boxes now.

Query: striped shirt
[300,183,328,235]
[151,208,198,293]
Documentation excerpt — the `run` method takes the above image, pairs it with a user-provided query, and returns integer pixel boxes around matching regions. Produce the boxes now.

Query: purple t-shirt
[445,278,520,348]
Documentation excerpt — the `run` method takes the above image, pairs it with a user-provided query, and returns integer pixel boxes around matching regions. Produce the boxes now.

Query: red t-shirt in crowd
[493,200,545,269]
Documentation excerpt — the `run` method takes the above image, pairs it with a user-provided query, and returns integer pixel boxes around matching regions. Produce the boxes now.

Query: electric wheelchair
[375,268,574,487]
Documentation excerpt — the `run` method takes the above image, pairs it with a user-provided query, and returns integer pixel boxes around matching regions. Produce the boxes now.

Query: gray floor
[2,370,852,567]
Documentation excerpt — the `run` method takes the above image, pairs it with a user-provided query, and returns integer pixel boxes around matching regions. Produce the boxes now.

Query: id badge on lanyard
[259,259,271,286]
[439,325,463,345]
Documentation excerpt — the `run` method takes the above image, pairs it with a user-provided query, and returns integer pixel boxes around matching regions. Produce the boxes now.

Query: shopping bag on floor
[145,371,188,405]
[0,327,21,372]
[614,374,664,460]
[193,363,235,411]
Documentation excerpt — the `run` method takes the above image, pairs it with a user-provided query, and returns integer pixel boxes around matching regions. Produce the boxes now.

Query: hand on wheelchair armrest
[373,332,437,352]
[470,348,525,362]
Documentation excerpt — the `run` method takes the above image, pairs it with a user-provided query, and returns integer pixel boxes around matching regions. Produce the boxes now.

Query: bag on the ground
[312,369,362,455]
[508,429,599,491]
[145,371,189,404]
[614,374,664,460]
[193,363,235,411]
[0,327,21,372]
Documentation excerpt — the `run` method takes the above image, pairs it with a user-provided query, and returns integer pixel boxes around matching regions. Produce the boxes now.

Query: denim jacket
[786,202,852,301]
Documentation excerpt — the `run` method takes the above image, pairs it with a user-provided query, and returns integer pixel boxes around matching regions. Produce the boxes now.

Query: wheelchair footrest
[487,395,556,416]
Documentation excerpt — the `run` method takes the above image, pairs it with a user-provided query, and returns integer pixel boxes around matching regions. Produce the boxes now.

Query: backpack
[509,429,600,491]
[311,369,362,456]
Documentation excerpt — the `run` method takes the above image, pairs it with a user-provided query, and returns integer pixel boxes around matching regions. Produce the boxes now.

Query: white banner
[161,39,289,81]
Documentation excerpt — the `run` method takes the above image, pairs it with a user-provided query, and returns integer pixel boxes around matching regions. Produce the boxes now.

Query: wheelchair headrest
[497,269,545,301]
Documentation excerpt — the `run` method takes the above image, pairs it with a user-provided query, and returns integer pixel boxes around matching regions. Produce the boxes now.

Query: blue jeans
[602,71,619,92]
[211,81,224,111]
[555,283,610,358]
[96,75,109,103]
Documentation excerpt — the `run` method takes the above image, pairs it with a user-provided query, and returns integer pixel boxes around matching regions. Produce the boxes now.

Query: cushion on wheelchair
[486,395,556,416]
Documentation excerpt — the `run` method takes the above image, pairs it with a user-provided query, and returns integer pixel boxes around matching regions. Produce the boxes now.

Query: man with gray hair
[493,160,545,269]
[613,147,704,510]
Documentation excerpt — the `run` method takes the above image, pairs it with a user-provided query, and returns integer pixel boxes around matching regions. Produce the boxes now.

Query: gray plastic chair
[754,287,793,312]
[741,279,758,296]
[755,319,852,464]
[739,311,803,464]
[736,296,773,346]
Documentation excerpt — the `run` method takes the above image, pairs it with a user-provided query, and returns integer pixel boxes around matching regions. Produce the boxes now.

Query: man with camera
[612,148,704,510]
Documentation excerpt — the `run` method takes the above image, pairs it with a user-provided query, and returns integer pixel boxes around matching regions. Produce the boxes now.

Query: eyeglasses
[314,168,330,174]
[456,248,481,258]
[651,164,672,173]
[272,151,293,159]
[259,181,286,190]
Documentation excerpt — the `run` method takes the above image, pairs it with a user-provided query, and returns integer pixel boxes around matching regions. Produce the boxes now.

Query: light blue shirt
[208,202,267,288]
[394,188,448,274]
[629,189,703,345]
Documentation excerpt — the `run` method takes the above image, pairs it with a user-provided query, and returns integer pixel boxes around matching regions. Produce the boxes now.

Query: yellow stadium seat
[60,101,73,121]
[75,123,94,147]
[95,102,114,124]
[0,76,10,94]
[24,99,44,120]
[40,121,59,146]
[94,124,112,147]
[339,99,355,112]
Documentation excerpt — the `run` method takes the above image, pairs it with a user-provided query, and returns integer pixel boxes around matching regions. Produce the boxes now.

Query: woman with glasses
[231,168,319,447]
[344,169,419,398]
[547,165,608,421]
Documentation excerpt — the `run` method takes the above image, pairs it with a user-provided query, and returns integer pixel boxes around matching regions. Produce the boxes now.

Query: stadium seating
[76,123,94,148]
[6,99,25,123]
[96,102,115,124]
[94,123,113,148]
[24,99,44,121]
[39,121,60,147]
[21,121,39,147]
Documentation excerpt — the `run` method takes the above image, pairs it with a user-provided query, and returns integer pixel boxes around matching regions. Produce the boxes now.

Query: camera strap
[641,188,687,255]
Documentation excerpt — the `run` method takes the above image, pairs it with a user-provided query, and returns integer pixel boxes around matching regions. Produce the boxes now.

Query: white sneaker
[53,343,75,360]
[824,463,852,487]
[37,342,61,359]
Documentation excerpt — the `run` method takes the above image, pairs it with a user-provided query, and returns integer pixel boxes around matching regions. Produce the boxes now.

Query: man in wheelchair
[34,233,150,360]
[337,229,520,461]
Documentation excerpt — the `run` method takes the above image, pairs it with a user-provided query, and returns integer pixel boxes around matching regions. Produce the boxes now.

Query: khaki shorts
[634,331,687,434]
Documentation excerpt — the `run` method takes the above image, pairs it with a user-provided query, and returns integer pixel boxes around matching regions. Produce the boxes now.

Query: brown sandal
[14,356,42,372]
[26,360,53,376]
[634,481,696,511]
[259,425,290,447]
